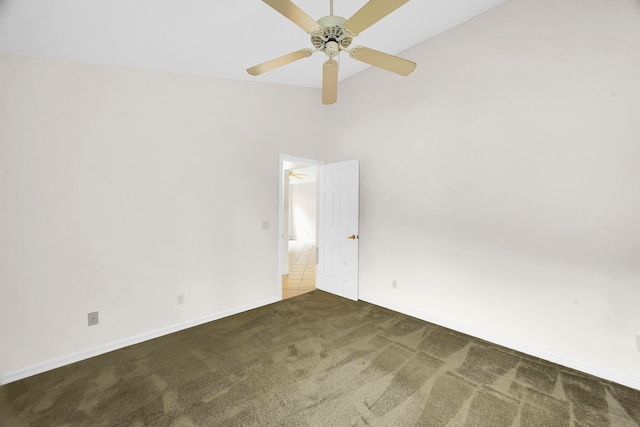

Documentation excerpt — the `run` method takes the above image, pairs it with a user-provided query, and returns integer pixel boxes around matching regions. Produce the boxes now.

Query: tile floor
[282,240,316,299]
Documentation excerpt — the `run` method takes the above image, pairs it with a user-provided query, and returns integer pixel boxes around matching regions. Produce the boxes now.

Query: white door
[317,160,359,301]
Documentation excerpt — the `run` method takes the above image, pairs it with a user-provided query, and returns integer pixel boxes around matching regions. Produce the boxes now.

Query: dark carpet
[1,290,639,426]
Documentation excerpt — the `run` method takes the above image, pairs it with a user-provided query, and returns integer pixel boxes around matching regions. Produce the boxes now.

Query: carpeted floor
[1,290,639,426]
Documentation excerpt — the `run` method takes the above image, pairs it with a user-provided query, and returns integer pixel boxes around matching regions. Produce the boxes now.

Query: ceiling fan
[288,170,308,180]
[247,0,416,105]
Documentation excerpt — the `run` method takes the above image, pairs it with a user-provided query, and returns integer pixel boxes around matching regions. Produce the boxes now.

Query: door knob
[347,234,358,240]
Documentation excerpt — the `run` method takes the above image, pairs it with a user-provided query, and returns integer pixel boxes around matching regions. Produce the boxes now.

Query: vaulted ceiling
[0,0,507,88]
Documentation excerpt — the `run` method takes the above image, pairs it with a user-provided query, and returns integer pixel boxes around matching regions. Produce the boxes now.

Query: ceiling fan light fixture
[311,16,352,51]
[288,170,308,180]
[324,41,340,58]
[249,0,416,104]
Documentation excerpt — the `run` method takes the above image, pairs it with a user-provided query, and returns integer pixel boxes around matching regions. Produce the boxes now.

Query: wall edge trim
[360,295,640,391]
[0,296,280,385]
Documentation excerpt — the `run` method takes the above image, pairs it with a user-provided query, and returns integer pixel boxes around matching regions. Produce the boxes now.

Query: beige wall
[0,54,323,378]
[2,0,640,390]
[326,0,640,388]
[289,182,317,241]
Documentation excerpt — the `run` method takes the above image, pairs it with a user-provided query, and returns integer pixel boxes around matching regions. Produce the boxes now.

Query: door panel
[317,160,359,301]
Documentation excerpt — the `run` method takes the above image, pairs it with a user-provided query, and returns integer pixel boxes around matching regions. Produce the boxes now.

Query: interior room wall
[2,0,639,391]
[289,182,317,241]
[0,53,324,381]
[325,0,640,388]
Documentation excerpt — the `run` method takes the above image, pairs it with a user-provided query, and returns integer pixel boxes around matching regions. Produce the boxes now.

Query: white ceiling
[0,0,507,88]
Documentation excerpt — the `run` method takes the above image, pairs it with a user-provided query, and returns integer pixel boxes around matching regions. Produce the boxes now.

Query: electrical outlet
[262,220,270,230]
[636,335,640,353]
[177,293,185,305]
[392,280,397,289]
[88,311,99,326]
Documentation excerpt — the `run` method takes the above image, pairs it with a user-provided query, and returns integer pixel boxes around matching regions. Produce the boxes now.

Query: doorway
[283,165,317,298]
[279,155,323,300]
[278,155,360,301]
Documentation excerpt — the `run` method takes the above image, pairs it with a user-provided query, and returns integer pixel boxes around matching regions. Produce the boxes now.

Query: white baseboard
[361,295,640,391]
[4,294,638,391]
[0,296,280,385]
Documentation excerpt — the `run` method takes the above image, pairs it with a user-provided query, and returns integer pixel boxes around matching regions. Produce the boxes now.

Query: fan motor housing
[311,15,353,53]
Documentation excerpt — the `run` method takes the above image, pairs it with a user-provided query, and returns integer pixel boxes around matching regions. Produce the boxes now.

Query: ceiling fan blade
[262,0,322,34]
[349,46,416,76]
[345,0,409,36]
[322,59,338,105]
[246,49,313,76]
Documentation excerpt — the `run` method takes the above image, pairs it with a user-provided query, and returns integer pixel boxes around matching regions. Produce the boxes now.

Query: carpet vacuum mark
[1,290,639,426]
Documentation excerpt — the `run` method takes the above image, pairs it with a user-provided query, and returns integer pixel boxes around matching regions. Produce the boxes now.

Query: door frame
[278,154,324,300]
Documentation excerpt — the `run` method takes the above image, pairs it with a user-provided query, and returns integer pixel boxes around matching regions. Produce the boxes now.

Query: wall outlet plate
[177,293,185,305]
[636,335,640,353]
[88,311,99,326]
